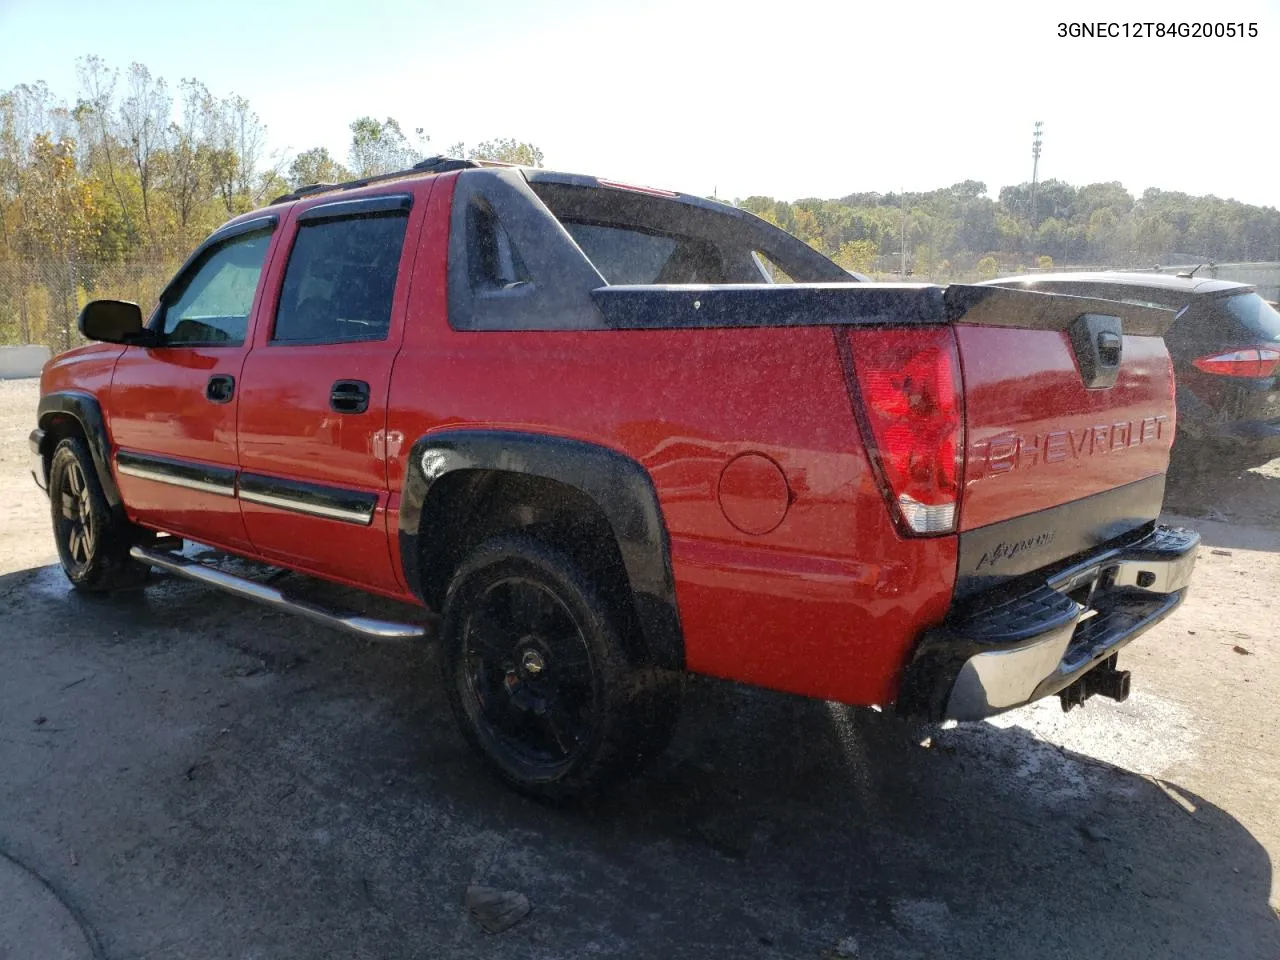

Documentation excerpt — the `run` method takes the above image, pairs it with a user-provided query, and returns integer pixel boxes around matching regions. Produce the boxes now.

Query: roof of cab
[211,156,741,238]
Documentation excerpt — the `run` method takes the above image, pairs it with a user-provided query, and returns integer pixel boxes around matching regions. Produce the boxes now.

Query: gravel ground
[1,376,1278,959]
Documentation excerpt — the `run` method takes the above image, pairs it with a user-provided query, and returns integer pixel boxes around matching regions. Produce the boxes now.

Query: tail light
[1192,347,1280,378]
[843,327,964,535]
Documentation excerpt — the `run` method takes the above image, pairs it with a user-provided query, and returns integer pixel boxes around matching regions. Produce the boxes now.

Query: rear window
[563,222,711,284]
[529,180,853,285]
[1219,292,1280,341]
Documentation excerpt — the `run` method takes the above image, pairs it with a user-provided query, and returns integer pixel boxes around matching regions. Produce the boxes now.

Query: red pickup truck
[30,158,1199,799]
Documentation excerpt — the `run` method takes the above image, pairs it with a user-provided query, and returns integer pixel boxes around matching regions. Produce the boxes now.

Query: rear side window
[160,230,271,345]
[466,201,530,290]
[1219,292,1280,341]
[273,214,408,344]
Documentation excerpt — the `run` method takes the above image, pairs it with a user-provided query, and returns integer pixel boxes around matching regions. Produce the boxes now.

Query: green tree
[118,62,169,239]
[288,146,350,189]
[1034,216,1065,258]
[7,55,1280,351]
[976,255,999,279]
[162,79,215,238]
[466,138,544,167]
[834,239,877,275]
[1086,208,1124,262]
[20,133,98,348]
[348,116,425,177]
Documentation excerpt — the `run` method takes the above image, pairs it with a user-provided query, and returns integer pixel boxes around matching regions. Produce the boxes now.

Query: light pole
[900,188,907,278]
[1030,121,1044,230]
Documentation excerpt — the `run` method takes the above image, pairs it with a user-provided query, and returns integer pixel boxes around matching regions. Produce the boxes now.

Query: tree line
[738,178,1280,279]
[3,56,1280,350]
[0,57,542,348]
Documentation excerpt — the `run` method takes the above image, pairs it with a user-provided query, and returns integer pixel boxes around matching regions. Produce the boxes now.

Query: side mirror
[78,300,157,346]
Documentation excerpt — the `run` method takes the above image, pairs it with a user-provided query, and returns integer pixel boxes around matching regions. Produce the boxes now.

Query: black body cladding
[591,284,946,329]
[954,475,1166,599]
[446,169,605,331]
[398,430,684,670]
[37,391,123,514]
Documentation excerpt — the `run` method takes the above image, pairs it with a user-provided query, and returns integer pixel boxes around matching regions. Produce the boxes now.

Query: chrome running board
[130,546,429,641]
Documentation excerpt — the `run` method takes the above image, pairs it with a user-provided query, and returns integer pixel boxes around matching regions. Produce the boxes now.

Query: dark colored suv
[987,272,1280,473]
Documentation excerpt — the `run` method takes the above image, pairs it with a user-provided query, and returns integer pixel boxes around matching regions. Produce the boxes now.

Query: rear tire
[440,532,682,802]
[48,437,150,593]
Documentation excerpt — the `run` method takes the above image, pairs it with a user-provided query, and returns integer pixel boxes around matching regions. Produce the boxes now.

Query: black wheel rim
[57,461,95,572]
[459,576,595,777]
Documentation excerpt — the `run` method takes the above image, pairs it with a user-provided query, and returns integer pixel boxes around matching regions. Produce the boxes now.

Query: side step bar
[130,546,429,641]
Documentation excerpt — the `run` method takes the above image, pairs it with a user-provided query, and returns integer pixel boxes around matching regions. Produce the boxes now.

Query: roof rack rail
[269,155,480,206]
[412,155,478,173]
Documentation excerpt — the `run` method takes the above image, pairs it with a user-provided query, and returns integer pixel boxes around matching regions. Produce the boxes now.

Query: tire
[48,436,151,593]
[440,532,682,802]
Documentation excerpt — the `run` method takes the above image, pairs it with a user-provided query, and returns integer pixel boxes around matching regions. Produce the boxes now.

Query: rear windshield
[563,223,684,284]
[1219,292,1280,340]
[530,181,852,286]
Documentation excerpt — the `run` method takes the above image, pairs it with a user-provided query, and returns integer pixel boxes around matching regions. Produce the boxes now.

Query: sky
[2,0,1279,207]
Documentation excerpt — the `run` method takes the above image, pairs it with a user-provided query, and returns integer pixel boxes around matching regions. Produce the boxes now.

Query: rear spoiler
[944,284,1177,337]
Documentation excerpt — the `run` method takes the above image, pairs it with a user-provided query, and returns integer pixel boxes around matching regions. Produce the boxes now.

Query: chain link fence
[0,259,179,353]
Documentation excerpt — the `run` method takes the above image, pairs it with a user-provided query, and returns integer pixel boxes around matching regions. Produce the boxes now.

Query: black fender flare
[398,429,684,670]
[36,391,124,513]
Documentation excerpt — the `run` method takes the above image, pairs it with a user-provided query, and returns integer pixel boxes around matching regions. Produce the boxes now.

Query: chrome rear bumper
[900,525,1199,721]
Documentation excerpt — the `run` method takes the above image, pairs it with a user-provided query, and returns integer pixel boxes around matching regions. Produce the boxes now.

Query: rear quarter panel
[387,176,956,705]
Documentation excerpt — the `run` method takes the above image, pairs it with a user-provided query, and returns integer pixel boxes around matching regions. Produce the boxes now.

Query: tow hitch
[1059,655,1131,712]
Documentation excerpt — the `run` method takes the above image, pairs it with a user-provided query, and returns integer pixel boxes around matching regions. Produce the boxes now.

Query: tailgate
[945,285,1178,596]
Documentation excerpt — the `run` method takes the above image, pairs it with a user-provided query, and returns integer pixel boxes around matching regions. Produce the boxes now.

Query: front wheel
[440,533,682,801]
[48,436,150,593]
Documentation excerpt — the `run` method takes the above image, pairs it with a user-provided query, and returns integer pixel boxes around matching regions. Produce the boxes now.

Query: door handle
[206,374,235,404]
[1068,314,1123,389]
[1097,331,1123,367]
[330,379,370,414]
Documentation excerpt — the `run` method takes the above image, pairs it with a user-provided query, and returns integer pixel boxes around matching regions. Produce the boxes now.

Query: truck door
[108,217,277,551]
[235,189,427,595]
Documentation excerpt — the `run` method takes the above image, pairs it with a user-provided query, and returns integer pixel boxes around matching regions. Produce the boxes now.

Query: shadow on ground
[1165,462,1280,542]
[1,563,1277,959]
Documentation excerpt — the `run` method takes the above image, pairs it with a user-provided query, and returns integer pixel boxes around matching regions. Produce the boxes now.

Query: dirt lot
[1,376,1278,959]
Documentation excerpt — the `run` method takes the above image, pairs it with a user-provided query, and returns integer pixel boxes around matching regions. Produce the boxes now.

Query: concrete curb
[0,345,51,379]
[0,851,98,959]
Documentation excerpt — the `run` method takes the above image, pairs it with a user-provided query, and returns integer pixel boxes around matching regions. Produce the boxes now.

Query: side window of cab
[156,228,273,346]
[272,207,410,344]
